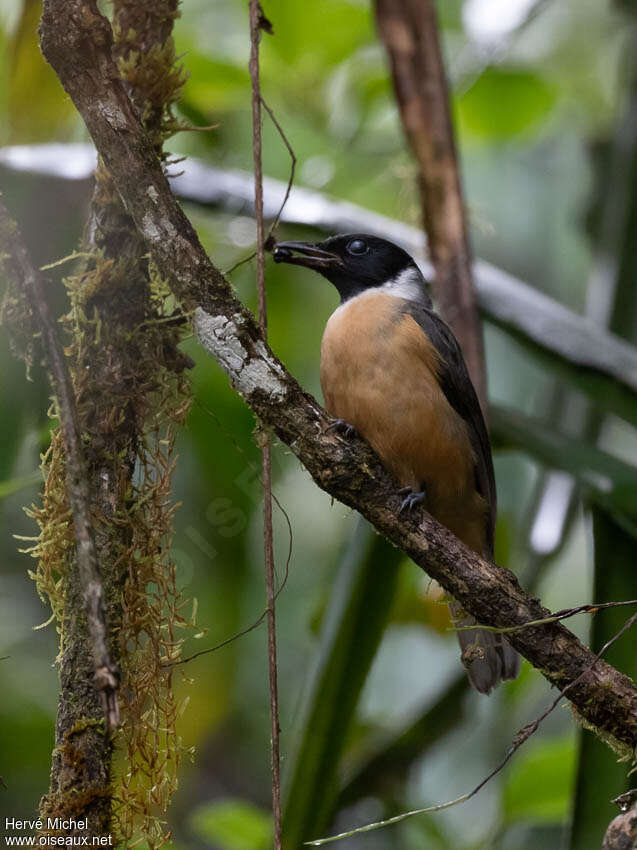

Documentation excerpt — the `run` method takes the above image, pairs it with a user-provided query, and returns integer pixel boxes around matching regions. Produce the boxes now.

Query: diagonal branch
[0,198,119,731]
[39,0,637,753]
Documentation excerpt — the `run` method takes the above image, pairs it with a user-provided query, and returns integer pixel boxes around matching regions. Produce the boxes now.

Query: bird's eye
[346,239,368,255]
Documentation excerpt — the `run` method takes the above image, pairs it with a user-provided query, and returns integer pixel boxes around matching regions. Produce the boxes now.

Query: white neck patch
[339,265,427,306]
[379,265,426,302]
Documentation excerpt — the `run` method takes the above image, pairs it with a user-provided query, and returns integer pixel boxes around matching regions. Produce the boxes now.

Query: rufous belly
[320,293,488,554]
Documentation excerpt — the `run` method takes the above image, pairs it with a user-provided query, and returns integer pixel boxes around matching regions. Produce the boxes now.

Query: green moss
[570,704,636,761]
[69,718,105,737]
[25,6,195,845]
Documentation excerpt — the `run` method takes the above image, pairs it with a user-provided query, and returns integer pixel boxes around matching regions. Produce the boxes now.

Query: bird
[273,233,519,693]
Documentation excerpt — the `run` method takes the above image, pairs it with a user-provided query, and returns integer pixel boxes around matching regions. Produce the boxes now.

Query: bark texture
[0,201,119,833]
[38,0,637,754]
[603,801,637,850]
[0,200,118,720]
[35,0,187,836]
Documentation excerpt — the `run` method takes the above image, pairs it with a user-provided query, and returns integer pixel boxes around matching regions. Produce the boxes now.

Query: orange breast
[320,293,488,554]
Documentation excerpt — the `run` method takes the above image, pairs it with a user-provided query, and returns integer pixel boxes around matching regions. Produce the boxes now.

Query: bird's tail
[448,601,519,694]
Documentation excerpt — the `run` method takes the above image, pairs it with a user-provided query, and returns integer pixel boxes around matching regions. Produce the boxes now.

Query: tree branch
[0,198,120,731]
[604,798,637,848]
[3,143,637,425]
[375,0,486,409]
[39,0,637,752]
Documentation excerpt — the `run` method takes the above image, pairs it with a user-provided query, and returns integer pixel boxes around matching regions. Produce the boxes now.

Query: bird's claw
[398,488,426,514]
[327,418,357,438]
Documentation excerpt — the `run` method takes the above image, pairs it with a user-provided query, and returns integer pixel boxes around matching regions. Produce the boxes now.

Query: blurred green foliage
[191,799,272,850]
[457,68,557,139]
[503,736,576,823]
[1,1,636,849]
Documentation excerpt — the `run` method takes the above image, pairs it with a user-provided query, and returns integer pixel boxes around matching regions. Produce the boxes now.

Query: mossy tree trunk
[37,1,191,840]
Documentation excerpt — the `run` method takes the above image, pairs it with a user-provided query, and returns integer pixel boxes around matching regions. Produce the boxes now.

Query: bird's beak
[272,241,343,270]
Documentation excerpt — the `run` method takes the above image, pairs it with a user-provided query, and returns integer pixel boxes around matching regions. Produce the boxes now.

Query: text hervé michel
[4,819,113,847]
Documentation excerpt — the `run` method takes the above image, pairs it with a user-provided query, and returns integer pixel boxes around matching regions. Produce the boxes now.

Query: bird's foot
[398,486,426,514]
[326,418,357,438]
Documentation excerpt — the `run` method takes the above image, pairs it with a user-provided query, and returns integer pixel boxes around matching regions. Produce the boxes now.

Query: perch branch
[39,0,637,752]
[0,198,119,731]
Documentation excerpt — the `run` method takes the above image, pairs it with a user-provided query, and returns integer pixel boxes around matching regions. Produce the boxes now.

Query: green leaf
[339,674,468,806]
[7,0,78,141]
[261,0,372,70]
[457,68,556,140]
[181,53,251,112]
[437,0,465,30]
[282,519,403,849]
[504,736,576,823]
[191,799,272,850]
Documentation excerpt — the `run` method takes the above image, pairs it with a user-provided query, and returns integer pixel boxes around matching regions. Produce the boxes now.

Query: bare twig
[611,789,637,812]
[260,96,297,242]
[38,0,637,752]
[0,198,119,731]
[170,613,268,667]
[165,485,293,668]
[375,0,487,411]
[249,3,282,848]
[224,94,297,277]
[453,598,637,634]
[307,611,637,845]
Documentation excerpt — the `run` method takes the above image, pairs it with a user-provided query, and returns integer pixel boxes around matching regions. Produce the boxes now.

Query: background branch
[375,0,487,410]
[39,0,637,756]
[0,198,119,731]
[3,143,637,427]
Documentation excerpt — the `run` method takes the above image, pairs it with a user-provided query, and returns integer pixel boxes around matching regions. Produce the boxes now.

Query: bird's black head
[272,233,429,304]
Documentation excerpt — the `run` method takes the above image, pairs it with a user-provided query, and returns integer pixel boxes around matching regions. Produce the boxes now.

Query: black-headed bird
[273,233,518,693]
